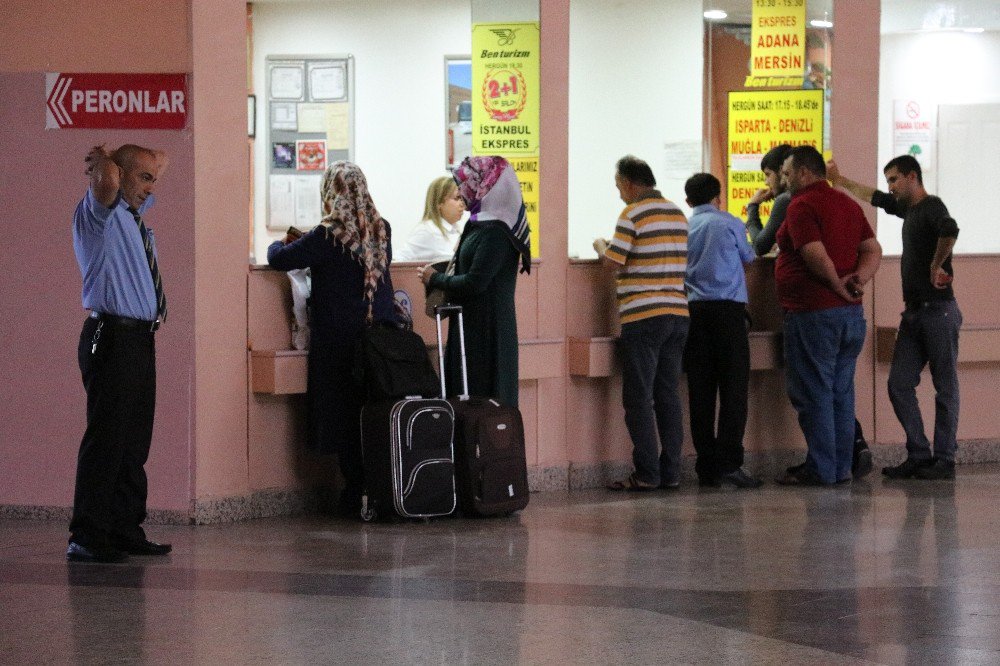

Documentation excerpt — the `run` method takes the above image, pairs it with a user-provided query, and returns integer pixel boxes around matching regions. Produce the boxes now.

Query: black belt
[90,311,160,332]
[904,298,955,312]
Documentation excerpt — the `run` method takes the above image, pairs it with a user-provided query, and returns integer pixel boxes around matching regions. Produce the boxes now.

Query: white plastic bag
[287,268,311,350]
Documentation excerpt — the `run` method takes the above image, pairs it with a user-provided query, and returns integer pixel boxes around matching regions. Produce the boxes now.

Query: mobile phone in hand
[287,226,304,240]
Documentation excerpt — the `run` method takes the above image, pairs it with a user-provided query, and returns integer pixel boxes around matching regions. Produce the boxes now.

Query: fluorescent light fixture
[703,10,727,20]
[963,28,985,33]
[810,19,833,28]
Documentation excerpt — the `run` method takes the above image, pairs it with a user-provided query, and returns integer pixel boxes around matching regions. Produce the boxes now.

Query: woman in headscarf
[268,161,400,513]
[418,156,531,408]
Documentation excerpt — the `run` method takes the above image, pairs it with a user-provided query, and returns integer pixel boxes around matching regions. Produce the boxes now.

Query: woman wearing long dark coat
[268,162,399,512]
[418,156,531,407]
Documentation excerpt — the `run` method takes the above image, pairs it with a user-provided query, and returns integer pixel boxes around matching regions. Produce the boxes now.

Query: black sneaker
[882,457,933,479]
[721,468,764,489]
[913,458,955,480]
[852,445,874,479]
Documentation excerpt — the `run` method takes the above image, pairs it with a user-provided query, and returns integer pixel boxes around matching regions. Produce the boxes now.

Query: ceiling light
[704,10,727,20]
[810,19,833,28]
[963,28,985,33]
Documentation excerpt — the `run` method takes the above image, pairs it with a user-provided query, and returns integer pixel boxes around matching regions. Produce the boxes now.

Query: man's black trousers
[684,300,750,479]
[70,316,156,548]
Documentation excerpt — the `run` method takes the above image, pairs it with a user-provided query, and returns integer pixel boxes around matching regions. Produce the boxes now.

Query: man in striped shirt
[595,155,689,491]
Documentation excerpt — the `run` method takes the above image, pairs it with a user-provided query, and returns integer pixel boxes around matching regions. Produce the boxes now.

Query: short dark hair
[616,155,656,187]
[884,154,923,184]
[760,144,793,173]
[788,145,826,178]
[684,173,721,206]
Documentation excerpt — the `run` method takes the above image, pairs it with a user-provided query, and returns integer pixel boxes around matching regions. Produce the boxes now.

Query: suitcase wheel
[360,496,377,522]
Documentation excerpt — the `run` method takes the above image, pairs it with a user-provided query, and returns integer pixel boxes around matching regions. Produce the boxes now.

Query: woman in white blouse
[394,176,465,262]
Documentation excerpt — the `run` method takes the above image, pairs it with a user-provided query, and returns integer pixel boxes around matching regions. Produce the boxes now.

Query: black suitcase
[359,323,456,522]
[435,305,530,516]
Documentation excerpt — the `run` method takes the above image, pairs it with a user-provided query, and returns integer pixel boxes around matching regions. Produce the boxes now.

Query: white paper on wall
[309,64,346,101]
[297,103,327,133]
[270,65,304,100]
[325,102,350,150]
[269,175,296,228]
[270,102,298,131]
[294,176,323,228]
[662,140,703,180]
[892,99,936,173]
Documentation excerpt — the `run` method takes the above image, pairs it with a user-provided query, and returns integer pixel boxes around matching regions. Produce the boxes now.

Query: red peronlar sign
[45,73,188,129]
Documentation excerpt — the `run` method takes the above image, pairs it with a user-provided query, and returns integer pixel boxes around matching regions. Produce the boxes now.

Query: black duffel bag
[355,323,441,401]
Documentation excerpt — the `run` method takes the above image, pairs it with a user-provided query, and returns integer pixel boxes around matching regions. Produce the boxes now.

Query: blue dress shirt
[73,188,159,320]
[685,203,755,303]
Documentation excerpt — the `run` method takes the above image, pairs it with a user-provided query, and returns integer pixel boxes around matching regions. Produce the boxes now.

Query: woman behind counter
[267,161,399,514]
[394,175,465,262]
[418,156,531,408]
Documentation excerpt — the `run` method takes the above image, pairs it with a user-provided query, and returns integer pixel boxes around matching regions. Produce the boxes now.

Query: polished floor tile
[2,466,998,664]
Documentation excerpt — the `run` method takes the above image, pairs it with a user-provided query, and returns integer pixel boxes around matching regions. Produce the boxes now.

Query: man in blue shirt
[68,144,171,563]
[683,173,762,488]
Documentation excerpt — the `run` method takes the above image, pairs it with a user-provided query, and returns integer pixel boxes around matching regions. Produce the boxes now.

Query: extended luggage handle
[434,305,469,400]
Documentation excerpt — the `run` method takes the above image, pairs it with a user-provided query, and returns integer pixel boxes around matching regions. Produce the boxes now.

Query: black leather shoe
[721,468,764,489]
[66,541,128,563]
[852,445,874,479]
[775,466,829,486]
[882,457,933,479]
[914,458,955,480]
[115,539,172,556]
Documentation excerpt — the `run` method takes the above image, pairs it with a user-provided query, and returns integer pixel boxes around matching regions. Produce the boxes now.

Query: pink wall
[190,1,252,499]
[0,1,191,73]
[831,0,881,439]
[537,0,570,469]
[0,0,252,513]
[0,1,195,512]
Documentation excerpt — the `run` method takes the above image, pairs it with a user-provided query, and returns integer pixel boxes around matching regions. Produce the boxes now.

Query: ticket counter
[247,254,807,495]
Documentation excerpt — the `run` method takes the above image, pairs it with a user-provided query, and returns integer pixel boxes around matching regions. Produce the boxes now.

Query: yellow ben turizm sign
[472,22,540,257]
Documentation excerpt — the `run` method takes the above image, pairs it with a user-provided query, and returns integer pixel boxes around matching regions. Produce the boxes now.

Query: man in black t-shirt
[828,155,961,480]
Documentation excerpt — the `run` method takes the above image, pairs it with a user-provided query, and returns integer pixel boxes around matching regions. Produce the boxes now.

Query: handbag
[424,256,455,318]
[354,322,441,401]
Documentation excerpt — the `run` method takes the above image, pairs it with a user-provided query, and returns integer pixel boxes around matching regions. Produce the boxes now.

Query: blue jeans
[888,299,961,462]
[784,306,867,484]
[619,314,689,486]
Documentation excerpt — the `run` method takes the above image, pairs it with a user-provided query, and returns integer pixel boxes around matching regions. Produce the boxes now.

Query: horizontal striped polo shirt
[604,190,688,325]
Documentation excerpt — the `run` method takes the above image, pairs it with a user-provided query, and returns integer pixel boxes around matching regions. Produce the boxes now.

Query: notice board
[265,55,354,230]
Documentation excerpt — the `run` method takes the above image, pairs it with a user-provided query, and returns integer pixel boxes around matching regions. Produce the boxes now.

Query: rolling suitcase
[359,323,456,522]
[435,305,530,517]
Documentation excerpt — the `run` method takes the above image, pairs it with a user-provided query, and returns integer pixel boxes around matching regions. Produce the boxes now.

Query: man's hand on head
[151,150,169,177]
[86,144,122,207]
[84,144,113,176]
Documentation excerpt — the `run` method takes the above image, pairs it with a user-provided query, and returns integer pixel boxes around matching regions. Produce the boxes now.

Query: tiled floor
[2,467,999,665]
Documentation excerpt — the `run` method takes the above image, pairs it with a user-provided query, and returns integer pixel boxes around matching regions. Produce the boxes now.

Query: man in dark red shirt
[774,146,882,485]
